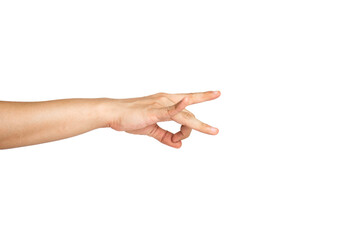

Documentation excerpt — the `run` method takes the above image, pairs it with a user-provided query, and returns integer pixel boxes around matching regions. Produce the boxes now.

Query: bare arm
[0,98,109,149]
[0,91,220,149]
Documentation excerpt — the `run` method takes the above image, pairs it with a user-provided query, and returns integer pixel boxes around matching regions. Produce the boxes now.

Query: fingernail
[213,91,221,95]
[210,127,219,134]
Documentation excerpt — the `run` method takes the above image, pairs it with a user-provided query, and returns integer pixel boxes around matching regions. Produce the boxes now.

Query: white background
[1,0,360,239]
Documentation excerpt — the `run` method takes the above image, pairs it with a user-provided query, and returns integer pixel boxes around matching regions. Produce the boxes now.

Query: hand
[106,91,221,148]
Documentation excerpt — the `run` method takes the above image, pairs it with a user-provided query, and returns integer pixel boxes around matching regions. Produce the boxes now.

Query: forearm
[0,98,111,149]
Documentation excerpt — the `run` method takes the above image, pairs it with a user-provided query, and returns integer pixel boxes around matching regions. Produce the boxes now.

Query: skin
[0,91,221,149]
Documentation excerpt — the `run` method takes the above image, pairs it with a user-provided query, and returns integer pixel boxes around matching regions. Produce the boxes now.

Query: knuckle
[183,131,191,138]
[157,96,169,103]
[182,111,195,120]
[156,92,167,97]
[149,125,160,137]
[151,102,163,108]
[160,131,170,143]
[165,106,173,118]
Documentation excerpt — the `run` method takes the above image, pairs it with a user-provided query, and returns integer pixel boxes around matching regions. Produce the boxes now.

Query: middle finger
[172,110,219,135]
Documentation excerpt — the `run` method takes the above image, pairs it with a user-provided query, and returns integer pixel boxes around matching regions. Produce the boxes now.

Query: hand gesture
[107,91,221,148]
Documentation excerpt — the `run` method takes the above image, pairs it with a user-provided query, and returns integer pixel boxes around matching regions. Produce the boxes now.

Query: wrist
[97,98,124,130]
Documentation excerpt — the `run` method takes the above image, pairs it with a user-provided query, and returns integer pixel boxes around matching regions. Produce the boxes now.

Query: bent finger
[148,124,182,148]
[172,125,192,142]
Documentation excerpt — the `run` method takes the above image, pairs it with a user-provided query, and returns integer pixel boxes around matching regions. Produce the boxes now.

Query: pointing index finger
[171,91,221,106]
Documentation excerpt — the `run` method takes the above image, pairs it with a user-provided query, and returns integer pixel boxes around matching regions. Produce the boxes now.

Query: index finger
[169,91,221,106]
